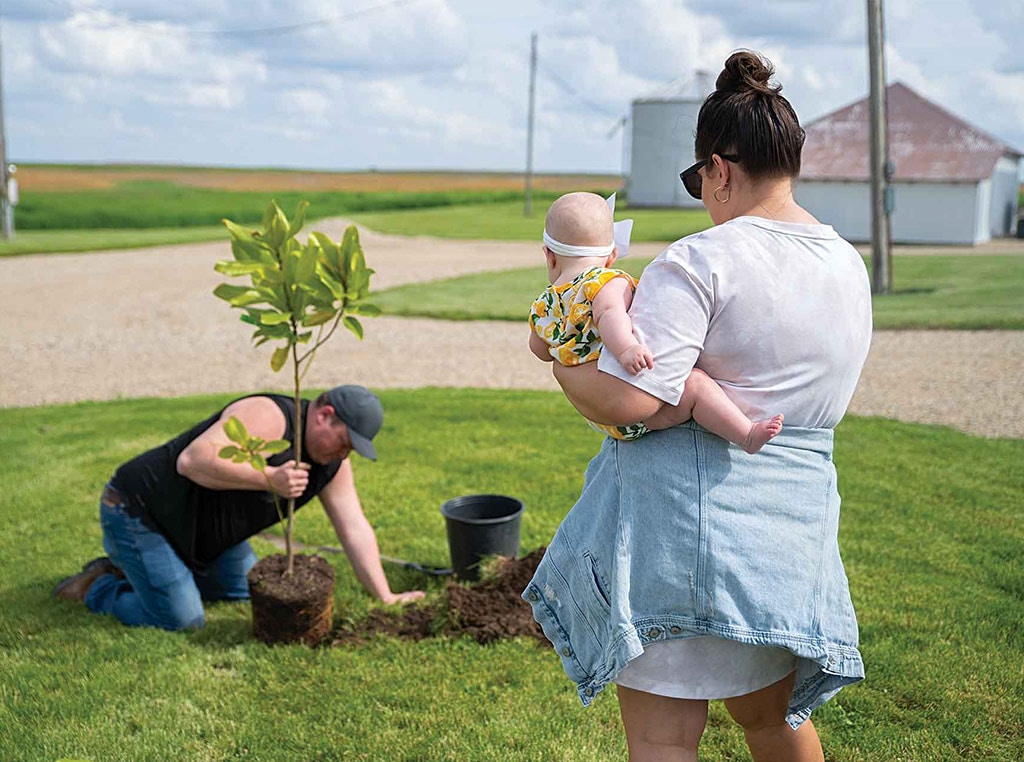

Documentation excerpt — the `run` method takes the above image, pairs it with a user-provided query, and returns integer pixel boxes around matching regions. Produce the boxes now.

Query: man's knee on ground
[150,601,205,631]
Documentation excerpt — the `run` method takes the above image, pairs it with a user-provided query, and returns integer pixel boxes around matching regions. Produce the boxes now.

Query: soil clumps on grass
[331,548,546,646]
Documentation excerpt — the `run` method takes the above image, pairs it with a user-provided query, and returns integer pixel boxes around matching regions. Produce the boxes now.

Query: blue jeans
[84,484,256,630]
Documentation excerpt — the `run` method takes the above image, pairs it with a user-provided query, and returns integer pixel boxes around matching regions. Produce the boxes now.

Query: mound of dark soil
[331,548,547,646]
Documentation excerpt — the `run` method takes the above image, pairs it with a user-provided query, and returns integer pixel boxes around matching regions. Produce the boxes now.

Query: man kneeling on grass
[53,385,424,630]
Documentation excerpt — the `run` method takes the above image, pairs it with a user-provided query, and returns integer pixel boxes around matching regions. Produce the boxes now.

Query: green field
[0,389,1021,761]
[374,254,1024,330]
[13,181,564,231]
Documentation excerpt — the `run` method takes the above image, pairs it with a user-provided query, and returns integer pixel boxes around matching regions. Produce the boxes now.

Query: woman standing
[523,51,872,761]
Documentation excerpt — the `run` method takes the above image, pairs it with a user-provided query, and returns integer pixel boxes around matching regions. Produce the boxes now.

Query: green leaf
[254,285,289,311]
[340,225,362,274]
[301,309,337,327]
[342,315,364,340]
[252,322,295,341]
[297,240,318,284]
[316,264,347,301]
[297,278,336,308]
[310,232,341,272]
[287,201,310,239]
[213,283,269,308]
[213,284,251,301]
[263,439,290,455]
[252,266,285,286]
[266,202,290,248]
[251,454,267,472]
[231,453,249,463]
[223,219,271,264]
[223,416,248,445]
[215,260,266,277]
[270,345,289,372]
[261,203,277,231]
[258,311,293,326]
[218,445,243,460]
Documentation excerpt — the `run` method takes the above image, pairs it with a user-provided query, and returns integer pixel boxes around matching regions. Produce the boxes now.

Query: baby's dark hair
[694,50,805,180]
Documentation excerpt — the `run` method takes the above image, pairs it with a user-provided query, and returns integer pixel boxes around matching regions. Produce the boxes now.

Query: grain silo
[627,73,712,208]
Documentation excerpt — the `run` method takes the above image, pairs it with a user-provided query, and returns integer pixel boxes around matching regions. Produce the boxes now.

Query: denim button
[584,687,594,697]
[646,628,661,639]
[527,590,539,602]
[670,626,681,635]
[561,646,572,657]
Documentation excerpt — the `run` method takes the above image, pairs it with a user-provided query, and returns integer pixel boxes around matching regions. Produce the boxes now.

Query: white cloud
[37,9,191,77]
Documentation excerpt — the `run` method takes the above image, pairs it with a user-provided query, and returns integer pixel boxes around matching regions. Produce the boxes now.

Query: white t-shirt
[598,216,872,429]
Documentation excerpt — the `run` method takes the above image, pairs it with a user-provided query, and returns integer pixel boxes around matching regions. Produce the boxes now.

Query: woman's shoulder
[657,217,854,267]
[654,224,741,272]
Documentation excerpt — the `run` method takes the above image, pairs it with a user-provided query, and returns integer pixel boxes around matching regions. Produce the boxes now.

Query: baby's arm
[529,330,554,362]
[591,278,653,375]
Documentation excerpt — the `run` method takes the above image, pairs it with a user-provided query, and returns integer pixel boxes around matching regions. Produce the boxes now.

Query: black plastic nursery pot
[440,494,524,581]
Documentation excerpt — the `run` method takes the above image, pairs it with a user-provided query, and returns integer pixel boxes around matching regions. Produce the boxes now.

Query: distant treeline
[15,181,606,230]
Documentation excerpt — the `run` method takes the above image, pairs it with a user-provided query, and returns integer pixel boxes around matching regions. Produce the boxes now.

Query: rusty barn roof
[800,82,1021,182]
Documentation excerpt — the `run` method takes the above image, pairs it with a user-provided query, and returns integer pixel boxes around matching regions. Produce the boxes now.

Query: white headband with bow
[542,193,634,258]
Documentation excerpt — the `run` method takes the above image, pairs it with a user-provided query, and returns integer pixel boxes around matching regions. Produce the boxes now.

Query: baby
[528,191,783,452]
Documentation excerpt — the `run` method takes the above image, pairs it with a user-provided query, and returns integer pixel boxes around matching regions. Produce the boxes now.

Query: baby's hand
[618,343,654,375]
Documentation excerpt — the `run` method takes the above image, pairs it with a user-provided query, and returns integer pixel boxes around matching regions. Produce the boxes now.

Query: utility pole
[867,0,892,294]
[524,32,537,216]
[0,18,12,240]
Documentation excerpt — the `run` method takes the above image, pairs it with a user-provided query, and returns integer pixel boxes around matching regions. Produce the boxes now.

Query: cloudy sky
[5,0,1023,174]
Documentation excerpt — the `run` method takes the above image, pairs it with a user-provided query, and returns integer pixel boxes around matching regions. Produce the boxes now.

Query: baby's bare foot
[742,414,784,454]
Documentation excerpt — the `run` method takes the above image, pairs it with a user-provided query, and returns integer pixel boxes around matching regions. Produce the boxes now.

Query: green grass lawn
[1,389,1021,761]
[374,254,1024,329]
[0,226,230,256]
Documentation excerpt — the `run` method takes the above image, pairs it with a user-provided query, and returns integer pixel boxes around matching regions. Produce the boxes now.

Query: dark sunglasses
[679,154,741,200]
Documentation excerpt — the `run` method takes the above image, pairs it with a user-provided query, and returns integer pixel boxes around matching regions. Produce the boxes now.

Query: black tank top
[112,395,342,567]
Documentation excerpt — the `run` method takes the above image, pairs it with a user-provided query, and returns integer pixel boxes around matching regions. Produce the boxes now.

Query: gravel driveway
[2,220,1020,438]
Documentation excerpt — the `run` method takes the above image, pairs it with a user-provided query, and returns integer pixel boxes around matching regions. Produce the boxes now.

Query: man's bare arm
[176,396,309,499]
[319,459,425,605]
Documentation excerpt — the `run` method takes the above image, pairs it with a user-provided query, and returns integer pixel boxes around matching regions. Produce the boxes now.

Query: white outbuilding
[796,82,1022,245]
[626,74,713,208]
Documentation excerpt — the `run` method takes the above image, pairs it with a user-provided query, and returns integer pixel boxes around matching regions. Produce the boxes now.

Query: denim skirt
[523,421,864,729]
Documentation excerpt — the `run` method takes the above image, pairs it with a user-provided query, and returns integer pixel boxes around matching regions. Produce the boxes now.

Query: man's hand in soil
[267,460,310,499]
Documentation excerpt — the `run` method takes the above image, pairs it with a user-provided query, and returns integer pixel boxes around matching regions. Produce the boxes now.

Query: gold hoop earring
[713,186,731,204]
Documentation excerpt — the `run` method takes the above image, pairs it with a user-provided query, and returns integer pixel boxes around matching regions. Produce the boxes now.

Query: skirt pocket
[524,532,612,685]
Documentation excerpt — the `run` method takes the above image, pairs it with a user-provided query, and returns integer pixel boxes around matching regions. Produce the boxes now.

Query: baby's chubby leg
[644,369,783,453]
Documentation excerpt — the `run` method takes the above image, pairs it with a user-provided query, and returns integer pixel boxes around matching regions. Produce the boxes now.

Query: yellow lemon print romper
[530,266,649,441]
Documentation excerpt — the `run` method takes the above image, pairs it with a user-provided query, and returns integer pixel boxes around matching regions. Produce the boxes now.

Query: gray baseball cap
[324,385,383,461]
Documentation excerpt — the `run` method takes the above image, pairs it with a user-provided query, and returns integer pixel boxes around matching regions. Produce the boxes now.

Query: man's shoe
[52,557,121,602]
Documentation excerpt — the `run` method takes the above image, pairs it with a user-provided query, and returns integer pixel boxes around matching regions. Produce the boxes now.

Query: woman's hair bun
[716,50,781,96]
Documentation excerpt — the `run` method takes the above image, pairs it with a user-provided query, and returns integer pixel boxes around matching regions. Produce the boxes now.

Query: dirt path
[2,221,1020,438]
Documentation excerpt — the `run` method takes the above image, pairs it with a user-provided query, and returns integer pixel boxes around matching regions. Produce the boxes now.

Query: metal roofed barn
[796,82,1022,245]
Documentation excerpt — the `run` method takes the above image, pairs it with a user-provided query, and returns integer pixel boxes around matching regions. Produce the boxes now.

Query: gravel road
[2,220,1020,438]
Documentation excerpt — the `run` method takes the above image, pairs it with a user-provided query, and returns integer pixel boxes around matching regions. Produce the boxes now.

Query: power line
[537,61,622,120]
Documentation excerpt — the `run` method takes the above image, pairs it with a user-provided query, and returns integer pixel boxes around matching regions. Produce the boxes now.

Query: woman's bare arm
[552,362,663,425]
